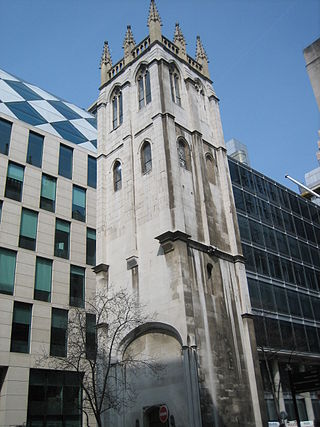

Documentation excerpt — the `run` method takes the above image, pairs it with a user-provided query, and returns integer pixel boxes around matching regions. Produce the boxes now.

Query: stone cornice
[241,313,255,320]
[151,113,207,142]
[97,142,124,160]
[151,112,175,122]
[155,230,245,263]
[208,93,220,103]
[217,146,227,154]
[134,122,153,138]
[131,115,227,153]
[92,263,109,274]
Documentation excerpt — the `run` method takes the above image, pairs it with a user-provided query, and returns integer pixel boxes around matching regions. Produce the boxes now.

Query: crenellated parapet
[100,0,211,87]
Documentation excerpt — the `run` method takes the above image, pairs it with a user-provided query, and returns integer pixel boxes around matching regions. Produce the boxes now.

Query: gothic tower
[94,2,263,426]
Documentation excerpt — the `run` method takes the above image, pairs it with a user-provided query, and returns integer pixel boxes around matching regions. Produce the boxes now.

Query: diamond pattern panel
[0,68,97,152]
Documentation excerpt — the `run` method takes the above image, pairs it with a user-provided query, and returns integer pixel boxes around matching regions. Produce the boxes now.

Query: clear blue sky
[0,0,319,191]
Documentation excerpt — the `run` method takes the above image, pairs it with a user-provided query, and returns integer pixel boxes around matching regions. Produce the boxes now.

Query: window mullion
[117,95,120,125]
[170,73,175,102]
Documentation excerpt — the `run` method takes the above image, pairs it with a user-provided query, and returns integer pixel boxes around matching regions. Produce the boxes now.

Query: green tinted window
[72,185,86,222]
[0,247,16,295]
[54,219,70,259]
[5,162,24,201]
[19,208,38,250]
[70,265,85,308]
[40,174,56,212]
[0,118,12,155]
[86,228,96,265]
[34,257,52,302]
[50,308,68,357]
[11,302,32,353]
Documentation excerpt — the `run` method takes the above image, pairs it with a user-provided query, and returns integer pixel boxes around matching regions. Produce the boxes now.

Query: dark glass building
[229,157,320,424]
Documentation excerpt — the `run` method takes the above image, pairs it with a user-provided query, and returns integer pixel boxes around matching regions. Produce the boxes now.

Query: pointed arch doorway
[145,405,169,427]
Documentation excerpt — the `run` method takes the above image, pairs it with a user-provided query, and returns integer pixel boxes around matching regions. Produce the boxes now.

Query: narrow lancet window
[206,154,216,184]
[137,66,151,109]
[138,78,144,109]
[141,141,152,174]
[170,66,181,106]
[113,161,122,191]
[177,139,190,170]
[112,88,123,129]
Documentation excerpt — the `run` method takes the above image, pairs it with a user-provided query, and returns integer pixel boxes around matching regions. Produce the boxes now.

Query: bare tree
[38,288,160,427]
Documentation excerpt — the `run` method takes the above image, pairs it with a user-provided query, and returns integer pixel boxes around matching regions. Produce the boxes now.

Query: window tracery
[137,66,151,109]
[177,139,190,170]
[169,65,181,106]
[111,88,123,129]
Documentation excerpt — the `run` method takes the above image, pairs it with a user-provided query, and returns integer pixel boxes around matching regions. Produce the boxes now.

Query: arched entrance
[119,324,188,426]
[145,405,169,427]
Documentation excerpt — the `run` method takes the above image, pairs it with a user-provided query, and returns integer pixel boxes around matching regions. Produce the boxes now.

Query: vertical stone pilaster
[182,345,202,426]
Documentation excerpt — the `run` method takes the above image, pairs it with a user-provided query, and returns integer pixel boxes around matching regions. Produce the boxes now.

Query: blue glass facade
[229,157,320,354]
[229,157,320,422]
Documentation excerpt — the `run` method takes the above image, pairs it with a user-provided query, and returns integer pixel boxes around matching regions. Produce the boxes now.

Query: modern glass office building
[229,156,320,424]
[0,68,97,427]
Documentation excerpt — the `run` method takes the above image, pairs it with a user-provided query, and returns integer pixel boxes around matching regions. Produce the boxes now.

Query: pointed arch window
[137,66,151,109]
[177,139,190,170]
[112,88,123,129]
[206,153,216,184]
[113,161,122,192]
[141,141,152,174]
[169,66,181,106]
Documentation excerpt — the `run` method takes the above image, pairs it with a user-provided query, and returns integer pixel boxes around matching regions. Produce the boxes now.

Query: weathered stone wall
[96,41,262,426]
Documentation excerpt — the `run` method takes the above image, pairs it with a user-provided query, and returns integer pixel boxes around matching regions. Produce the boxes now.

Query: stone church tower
[94,2,263,426]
